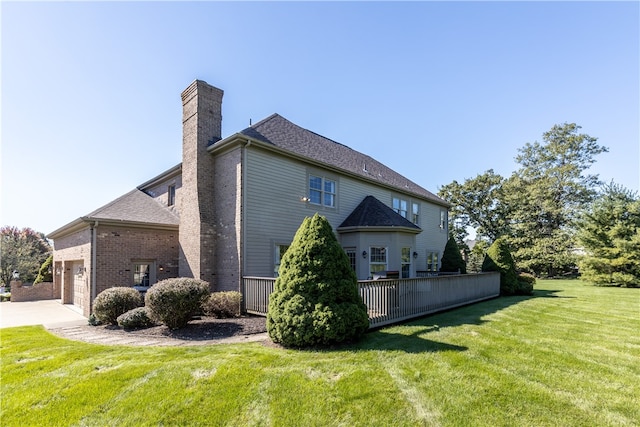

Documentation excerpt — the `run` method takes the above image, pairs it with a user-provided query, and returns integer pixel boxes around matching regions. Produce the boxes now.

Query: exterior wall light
[362,251,368,259]
[413,251,418,259]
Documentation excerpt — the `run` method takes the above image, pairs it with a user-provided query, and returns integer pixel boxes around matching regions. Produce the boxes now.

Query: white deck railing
[242,272,500,329]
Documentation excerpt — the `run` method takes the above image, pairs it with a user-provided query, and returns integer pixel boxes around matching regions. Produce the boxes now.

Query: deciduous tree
[438,170,510,243]
[0,226,51,285]
[508,123,607,276]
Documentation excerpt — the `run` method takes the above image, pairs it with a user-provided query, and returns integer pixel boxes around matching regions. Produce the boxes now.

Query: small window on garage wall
[132,261,155,287]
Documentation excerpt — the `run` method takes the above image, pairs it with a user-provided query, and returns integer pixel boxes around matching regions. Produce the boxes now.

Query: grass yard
[1,279,638,426]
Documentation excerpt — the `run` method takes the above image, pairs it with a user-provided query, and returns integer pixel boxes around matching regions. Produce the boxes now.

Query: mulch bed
[88,315,267,342]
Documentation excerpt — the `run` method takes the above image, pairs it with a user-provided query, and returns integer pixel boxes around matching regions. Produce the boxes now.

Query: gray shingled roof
[83,189,179,225]
[238,114,448,205]
[338,195,421,231]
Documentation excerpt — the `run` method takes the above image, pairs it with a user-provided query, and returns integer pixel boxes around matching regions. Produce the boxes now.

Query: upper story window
[392,197,408,218]
[168,184,176,206]
[412,202,420,225]
[309,175,336,208]
[440,210,448,231]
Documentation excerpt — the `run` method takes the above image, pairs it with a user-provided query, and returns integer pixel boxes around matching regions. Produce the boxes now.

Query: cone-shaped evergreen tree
[267,214,369,347]
[482,236,520,295]
[440,236,467,273]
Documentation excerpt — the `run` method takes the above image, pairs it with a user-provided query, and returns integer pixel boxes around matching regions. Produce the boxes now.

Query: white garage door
[72,262,85,307]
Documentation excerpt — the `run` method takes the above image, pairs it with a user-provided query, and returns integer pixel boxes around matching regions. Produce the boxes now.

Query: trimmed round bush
[93,287,143,325]
[517,272,536,295]
[117,307,155,330]
[145,278,211,330]
[203,291,242,318]
[267,214,370,348]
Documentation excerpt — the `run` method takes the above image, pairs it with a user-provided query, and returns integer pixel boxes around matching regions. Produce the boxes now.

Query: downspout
[91,221,98,314]
[241,139,251,311]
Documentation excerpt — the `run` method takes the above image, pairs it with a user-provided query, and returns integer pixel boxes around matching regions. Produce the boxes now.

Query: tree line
[438,122,639,287]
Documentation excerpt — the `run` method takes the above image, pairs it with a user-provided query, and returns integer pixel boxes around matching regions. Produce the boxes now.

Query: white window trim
[308,174,337,208]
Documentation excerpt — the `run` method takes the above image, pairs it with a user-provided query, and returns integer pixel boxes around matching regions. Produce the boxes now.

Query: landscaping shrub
[87,313,102,326]
[145,278,211,330]
[517,272,536,294]
[33,255,53,284]
[93,287,143,325]
[482,237,520,295]
[267,214,369,348]
[440,236,467,274]
[117,307,155,330]
[203,291,243,318]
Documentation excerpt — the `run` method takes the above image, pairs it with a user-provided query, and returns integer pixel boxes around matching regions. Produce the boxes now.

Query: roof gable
[338,195,421,232]
[84,189,179,225]
[48,189,179,238]
[238,114,448,205]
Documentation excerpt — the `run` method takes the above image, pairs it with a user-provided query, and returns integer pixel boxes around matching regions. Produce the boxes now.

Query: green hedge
[93,287,143,325]
[202,291,243,318]
[145,278,210,330]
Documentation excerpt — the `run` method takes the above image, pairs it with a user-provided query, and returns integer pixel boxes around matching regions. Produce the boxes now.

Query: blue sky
[2,1,638,235]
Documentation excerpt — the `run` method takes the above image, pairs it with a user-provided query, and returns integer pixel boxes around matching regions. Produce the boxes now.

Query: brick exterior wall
[51,227,92,316]
[10,281,60,302]
[213,147,243,292]
[94,225,179,297]
[52,223,179,316]
[179,80,223,289]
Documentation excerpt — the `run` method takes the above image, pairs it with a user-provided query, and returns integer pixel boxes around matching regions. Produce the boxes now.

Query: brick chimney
[178,80,223,286]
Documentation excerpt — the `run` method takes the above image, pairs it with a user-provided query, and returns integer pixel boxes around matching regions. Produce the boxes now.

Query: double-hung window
[426,252,439,272]
[412,203,420,224]
[133,262,155,287]
[393,197,408,218]
[344,248,357,272]
[369,246,388,277]
[440,210,447,229]
[309,175,336,208]
[401,247,411,278]
[274,244,290,277]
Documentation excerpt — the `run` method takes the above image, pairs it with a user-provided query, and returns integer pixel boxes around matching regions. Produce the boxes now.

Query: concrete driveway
[0,300,87,329]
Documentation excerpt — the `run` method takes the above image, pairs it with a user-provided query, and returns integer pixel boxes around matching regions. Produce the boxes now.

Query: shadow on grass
[352,326,468,354]
[345,288,568,354]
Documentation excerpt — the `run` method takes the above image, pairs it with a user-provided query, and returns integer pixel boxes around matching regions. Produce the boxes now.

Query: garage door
[72,262,85,307]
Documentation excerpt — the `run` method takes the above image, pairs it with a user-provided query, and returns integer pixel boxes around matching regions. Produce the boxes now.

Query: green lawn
[1,280,638,426]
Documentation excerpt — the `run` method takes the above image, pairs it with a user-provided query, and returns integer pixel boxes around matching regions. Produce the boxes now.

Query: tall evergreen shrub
[33,255,53,284]
[440,236,467,273]
[267,214,369,348]
[482,236,525,295]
